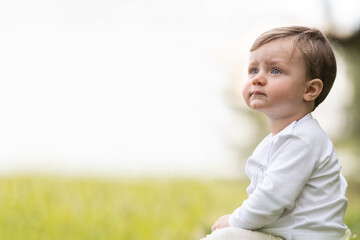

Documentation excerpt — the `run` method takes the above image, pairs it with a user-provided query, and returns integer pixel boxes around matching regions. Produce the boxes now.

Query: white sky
[0,0,359,178]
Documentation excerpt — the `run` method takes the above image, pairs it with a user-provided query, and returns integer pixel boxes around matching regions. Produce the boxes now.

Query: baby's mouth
[251,90,266,96]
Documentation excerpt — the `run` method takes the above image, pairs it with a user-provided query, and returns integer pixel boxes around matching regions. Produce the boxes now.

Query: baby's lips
[251,90,266,96]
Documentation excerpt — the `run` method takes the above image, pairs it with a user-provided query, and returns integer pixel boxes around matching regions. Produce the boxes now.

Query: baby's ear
[304,78,323,102]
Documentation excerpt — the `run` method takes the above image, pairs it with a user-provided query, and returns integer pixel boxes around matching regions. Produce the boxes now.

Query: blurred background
[1,0,360,179]
[1,0,360,239]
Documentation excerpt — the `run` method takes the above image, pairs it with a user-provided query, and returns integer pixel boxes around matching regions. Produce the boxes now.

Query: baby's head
[250,26,336,110]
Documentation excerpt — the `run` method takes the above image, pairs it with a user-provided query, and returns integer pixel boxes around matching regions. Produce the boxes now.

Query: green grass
[0,175,358,240]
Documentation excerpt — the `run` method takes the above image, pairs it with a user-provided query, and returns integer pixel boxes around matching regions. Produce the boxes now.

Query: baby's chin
[247,100,268,111]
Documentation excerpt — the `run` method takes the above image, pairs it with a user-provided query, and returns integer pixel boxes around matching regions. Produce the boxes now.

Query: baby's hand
[211,214,231,232]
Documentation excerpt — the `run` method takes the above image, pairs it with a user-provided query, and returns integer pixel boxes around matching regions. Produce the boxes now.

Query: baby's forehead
[261,37,299,52]
[249,37,302,61]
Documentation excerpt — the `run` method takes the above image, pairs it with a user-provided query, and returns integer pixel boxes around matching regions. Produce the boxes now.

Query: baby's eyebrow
[248,60,286,68]
[247,61,258,67]
[265,59,287,67]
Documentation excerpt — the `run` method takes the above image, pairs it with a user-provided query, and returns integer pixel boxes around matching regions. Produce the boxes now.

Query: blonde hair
[251,26,337,110]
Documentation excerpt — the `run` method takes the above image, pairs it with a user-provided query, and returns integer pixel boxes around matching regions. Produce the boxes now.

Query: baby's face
[242,37,308,119]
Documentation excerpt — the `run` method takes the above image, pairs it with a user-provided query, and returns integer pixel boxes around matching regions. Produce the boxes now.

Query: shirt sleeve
[229,133,318,229]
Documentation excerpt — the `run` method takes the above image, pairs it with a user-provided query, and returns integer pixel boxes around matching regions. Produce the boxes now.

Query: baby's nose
[252,74,266,86]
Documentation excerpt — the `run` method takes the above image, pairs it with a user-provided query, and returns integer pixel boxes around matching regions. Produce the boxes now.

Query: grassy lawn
[0,175,358,239]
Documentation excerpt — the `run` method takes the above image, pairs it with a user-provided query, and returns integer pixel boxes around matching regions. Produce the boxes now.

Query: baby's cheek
[241,82,251,99]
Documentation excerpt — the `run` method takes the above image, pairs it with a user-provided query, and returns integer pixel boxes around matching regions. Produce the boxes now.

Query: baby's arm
[211,214,231,231]
[229,134,318,229]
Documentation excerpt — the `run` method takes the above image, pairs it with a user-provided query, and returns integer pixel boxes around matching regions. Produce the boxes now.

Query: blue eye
[250,69,258,74]
[271,69,280,74]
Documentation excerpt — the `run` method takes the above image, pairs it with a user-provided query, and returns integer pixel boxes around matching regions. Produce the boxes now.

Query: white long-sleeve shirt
[229,114,348,240]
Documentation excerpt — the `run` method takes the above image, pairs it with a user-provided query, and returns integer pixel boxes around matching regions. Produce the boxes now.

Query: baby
[202,26,350,240]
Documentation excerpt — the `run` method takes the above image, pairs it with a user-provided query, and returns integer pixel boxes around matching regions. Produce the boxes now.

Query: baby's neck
[268,112,310,135]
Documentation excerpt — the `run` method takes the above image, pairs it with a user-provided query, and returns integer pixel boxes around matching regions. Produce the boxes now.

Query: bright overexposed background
[1,0,359,178]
